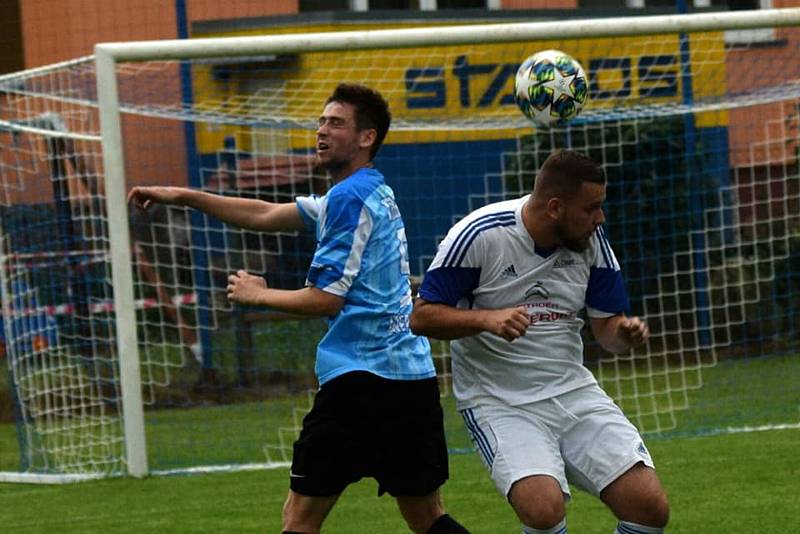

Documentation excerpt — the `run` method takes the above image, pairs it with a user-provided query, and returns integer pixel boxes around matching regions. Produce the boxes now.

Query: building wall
[19,1,297,69]
[8,1,800,197]
[18,1,578,69]
[726,0,800,168]
[13,1,800,69]
[12,1,587,198]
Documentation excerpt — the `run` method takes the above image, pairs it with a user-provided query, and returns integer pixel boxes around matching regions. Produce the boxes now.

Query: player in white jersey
[411,150,669,534]
[130,84,469,534]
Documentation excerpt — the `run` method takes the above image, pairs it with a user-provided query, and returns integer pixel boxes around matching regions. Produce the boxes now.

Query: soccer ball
[514,50,589,127]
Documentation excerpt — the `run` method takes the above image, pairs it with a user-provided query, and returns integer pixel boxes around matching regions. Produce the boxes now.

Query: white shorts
[460,384,655,499]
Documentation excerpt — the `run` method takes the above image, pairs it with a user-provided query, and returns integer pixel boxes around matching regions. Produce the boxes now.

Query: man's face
[555,181,606,252]
[315,101,363,173]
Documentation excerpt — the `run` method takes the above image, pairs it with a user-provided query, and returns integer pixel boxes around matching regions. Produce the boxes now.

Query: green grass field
[2,350,798,531]
[11,351,794,474]
[1,427,798,533]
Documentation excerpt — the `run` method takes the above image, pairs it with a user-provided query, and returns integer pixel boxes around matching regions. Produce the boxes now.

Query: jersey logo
[501,264,518,278]
[381,196,401,220]
[553,257,582,269]
[524,281,550,299]
[637,441,651,459]
[388,314,410,334]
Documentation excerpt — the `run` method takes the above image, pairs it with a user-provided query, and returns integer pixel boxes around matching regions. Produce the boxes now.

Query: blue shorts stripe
[443,212,515,267]
[461,409,494,467]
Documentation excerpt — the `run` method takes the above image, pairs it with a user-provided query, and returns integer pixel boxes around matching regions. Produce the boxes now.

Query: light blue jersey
[296,167,434,385]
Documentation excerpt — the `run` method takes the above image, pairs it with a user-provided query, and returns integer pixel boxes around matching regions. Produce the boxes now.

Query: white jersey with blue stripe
[296,167,434,385]
[419,195,629,408]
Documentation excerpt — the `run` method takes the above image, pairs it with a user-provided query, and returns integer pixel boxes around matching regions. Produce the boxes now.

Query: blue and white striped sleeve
[419,218,496,307]
[419,211,516,306]
[305,188,372,297]
[585,225,629,317]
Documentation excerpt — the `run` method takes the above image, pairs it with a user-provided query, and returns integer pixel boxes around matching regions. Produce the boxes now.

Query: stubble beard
[316,153,348,176]
[556,223,592,253]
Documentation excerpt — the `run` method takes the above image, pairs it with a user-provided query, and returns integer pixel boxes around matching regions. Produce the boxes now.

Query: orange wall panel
[21,0,177,68]
[189,0,295,22]
[726,25,800,168]
[20,1,299,69]
[18,1,302,196]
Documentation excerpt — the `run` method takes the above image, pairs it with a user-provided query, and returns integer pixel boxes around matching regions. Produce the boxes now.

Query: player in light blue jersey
[294,166,432,384]
[411,150,668,534]
[128,84,468,534]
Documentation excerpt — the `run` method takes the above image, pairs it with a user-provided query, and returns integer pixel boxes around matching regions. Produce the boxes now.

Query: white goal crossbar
[96,8,800,62]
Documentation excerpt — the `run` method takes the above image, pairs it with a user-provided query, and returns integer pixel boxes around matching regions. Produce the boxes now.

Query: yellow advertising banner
[192,21,727,153]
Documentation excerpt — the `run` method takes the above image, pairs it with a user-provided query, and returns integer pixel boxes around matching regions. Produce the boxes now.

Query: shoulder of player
[448,199,518,239]
[589,225,617,268]
[328,168,386,202]
[326,176,402,228]
[439,202,518,267]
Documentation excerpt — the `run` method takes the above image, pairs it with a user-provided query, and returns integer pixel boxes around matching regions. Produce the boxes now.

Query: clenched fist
[616,316,649,348]
[227,270,267,306]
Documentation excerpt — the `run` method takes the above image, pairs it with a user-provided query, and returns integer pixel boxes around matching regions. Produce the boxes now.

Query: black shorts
[290,371,450,498]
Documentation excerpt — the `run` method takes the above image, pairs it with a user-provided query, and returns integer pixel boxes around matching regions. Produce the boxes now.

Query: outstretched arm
[410,298,529,342]
[590,314,649,354]
[127,186,305,232]
[227,270,344,317]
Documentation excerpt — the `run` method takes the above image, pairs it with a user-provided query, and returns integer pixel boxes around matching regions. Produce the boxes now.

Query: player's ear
[358,128,377,151]
[545,197,563,220]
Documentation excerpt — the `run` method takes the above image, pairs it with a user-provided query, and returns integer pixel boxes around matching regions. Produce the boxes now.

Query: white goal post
[1,7,799,482]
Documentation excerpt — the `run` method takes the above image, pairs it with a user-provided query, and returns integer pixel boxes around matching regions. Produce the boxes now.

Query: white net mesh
[1,19,799,477]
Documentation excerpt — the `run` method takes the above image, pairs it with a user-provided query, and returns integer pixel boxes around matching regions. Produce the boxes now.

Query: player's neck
[327,159,373,184]
[522,200,559,250]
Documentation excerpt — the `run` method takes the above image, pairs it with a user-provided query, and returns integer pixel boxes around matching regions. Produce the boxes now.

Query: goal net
[1,9,798,480]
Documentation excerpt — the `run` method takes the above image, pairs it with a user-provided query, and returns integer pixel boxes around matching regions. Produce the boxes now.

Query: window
[715,0,776,44]
[368,0,419,8]
[299,0,349,11]
[300,0,493,10]
[712,0,762,8]
[437,0,488,7]
[579,0,775,43]
[580,0,766,8]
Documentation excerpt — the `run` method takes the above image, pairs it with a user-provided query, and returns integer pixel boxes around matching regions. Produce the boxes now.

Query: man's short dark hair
[535,149,605,199]
[326,83,391,160]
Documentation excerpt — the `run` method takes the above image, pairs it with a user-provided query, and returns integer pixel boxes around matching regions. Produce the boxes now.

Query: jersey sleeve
[585,225,630,317]
[305,187,373,297]
[418,223,483,307]
[295,194,323,232]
